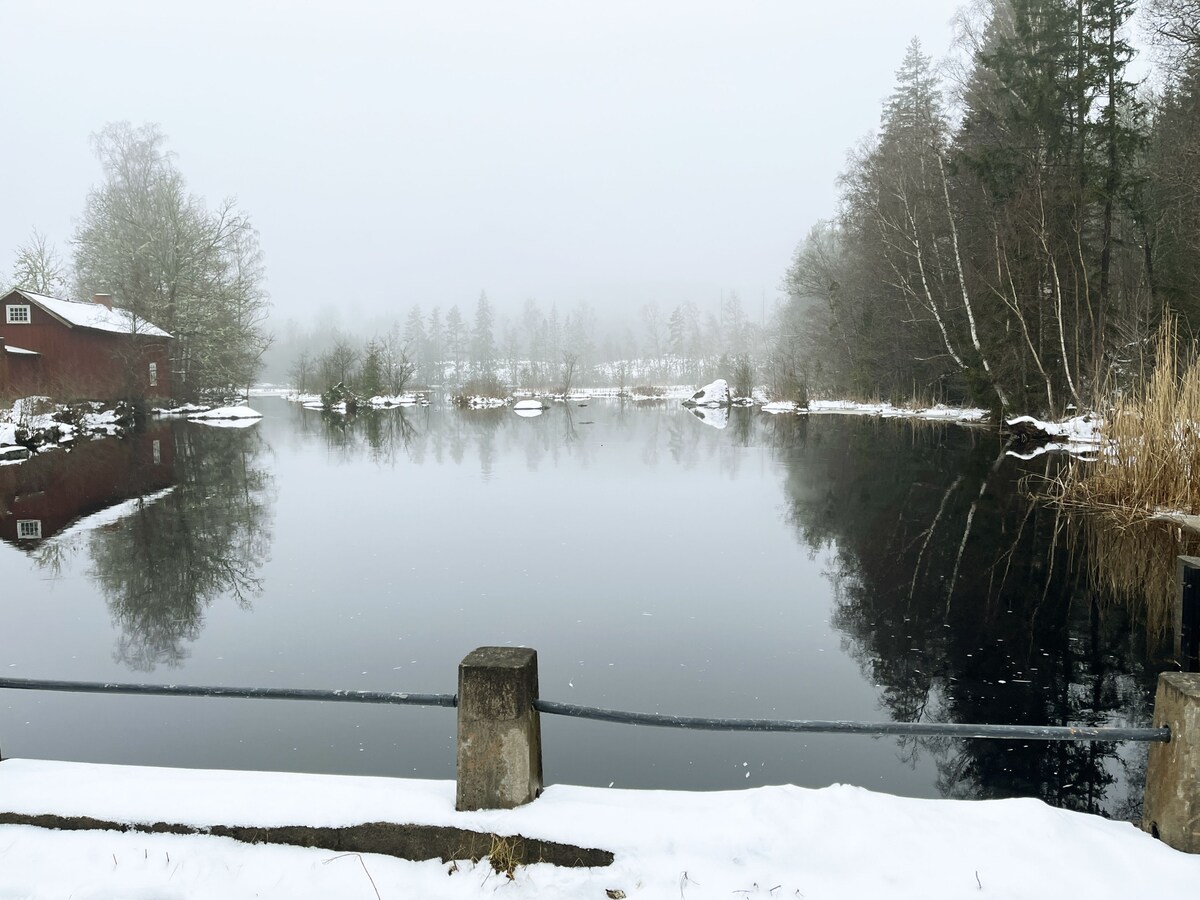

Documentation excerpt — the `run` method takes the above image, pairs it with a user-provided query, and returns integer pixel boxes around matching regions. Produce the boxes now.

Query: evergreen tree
[470,291,496,377]
[403,305,427,384]
[444,305,466,385]
[426,307,443,385]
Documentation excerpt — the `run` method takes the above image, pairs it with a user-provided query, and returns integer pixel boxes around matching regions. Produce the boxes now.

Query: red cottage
[0,288,172,402]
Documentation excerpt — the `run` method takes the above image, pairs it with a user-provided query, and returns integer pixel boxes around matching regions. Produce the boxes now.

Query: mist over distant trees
[773,0,1200,415]
[274,291,772,396]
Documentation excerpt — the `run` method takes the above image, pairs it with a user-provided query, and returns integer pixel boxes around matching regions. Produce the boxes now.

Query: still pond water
[0,396,1168,818]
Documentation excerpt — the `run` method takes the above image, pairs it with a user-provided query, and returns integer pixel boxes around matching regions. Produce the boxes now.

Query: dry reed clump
[1052,317,1200,632]
[487,834,524,879]
[1057,317,1200,525]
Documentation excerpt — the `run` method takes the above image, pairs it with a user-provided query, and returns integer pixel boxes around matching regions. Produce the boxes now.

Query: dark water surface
[0,397,1166,817]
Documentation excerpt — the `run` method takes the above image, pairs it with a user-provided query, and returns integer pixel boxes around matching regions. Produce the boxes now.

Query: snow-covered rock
[683,378,730,407]
[513,399,548,411]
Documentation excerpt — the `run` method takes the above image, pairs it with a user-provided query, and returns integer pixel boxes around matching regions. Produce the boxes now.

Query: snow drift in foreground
[0,759,1194,899]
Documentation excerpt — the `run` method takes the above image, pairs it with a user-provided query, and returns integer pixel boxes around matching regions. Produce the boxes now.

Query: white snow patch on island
[1,398,128,463]
[809,400,988,422]
[759,400,986,422]
[0,758,1196,899]
[761,400,800,414]
[155,403,212,416]
[187,405,264,421]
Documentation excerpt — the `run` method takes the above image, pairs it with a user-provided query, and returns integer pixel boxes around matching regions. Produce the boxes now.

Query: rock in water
[683,379,730,407]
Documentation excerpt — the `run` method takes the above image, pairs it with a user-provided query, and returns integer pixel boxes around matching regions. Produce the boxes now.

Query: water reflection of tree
[779,417,1160,816]
[87,425,275,671]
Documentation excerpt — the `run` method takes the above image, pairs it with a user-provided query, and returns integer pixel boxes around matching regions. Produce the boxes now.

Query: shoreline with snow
[0,758,1195,898]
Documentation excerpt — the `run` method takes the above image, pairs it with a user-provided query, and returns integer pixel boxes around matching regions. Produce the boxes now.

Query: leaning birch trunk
[900,195,966,370]
[936,150,1009,408]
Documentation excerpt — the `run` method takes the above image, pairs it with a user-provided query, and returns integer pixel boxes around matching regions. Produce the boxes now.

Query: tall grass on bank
[1053,317,1200,634]
[1059,317,1200,524]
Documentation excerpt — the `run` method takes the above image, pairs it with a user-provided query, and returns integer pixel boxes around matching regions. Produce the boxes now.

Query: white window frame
[5,304,31,324]
[149,362,158,386]
[16,520,42,540]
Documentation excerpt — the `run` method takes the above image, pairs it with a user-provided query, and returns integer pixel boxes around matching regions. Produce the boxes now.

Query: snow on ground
[0,759,1194,899]
[154,403,213,416]
[364,393,426,407]
[186,405,264,421]
[759,400,989,422]
[248,384,292,397]
[1,398,127,464]
[1005,414,1103,459]
[762,400,801,414]
[462,396,508,409]
[808,400,989,422]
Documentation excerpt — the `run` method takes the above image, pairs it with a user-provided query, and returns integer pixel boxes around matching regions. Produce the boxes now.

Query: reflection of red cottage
[0,422,177,546]
[0,288,172,402]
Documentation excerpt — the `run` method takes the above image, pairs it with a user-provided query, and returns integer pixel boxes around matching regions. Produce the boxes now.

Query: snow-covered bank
[761,399,989,423]
[1004,414,1103,459]
[0,398,130,465]
[0,758,1195,899]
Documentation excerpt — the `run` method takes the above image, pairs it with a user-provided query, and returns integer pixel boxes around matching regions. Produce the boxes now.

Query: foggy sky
[3,0,968,326]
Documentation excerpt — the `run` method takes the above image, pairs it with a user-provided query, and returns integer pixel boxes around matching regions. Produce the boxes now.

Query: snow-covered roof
[2,343,39,355]
[10,289,172,339]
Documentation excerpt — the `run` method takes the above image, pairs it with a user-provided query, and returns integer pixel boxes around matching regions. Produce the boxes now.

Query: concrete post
[1143,672,1200,853]
[455,646,543,811]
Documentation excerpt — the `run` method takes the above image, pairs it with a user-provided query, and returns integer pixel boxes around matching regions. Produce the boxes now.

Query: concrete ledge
[0,811,613,868]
